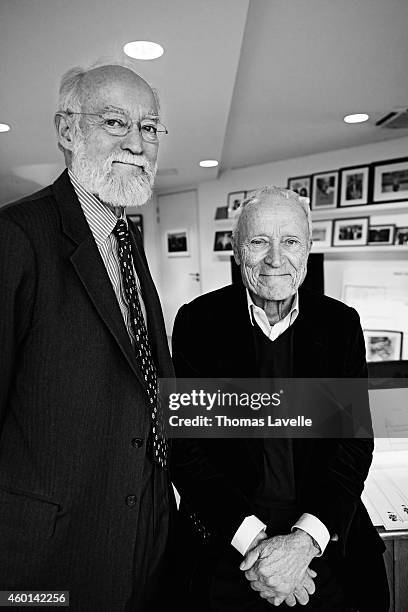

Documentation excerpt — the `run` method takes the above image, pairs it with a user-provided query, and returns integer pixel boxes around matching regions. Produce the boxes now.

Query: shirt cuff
[231,515,267,556]
[291,513,330,556]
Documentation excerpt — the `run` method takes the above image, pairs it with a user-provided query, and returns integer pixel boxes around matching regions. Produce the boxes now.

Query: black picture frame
[214,230,233,252]
[332,217,369,247]
[339,165,370,207]
[311,171,339,210]
[287,175,311,200]
[368,224,395,246]
[370,156,408,203]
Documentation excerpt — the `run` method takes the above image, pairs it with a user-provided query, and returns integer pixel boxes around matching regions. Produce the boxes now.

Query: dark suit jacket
[0,170,174,610]
[171,283,387,609]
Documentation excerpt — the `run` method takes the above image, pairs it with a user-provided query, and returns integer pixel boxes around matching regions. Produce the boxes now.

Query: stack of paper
[363,465,408,530]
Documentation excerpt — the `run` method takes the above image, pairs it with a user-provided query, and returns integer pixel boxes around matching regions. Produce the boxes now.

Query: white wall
[198,136,408,295]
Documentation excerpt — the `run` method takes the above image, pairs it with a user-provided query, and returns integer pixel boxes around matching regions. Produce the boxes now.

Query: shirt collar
[246,288,299,327]
[68,169,126,247]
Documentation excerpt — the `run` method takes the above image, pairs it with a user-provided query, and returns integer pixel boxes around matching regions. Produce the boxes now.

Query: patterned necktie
[113,219,168,468]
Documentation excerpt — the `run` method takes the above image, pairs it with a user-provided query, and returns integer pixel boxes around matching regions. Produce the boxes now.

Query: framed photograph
[363,330,403,362]
[339,165,369,207]
[214,206,228,220]
[311,220,332,248]
[311,171,339,210]
[227,191,246,218]
[368,224,395,245]
[371,157,408,203]
[214,230,233,252]
[287,175,311,199]
[394,226,408,245]
[332,217,369,247]
[165,229,190,257]
[127,213,144,243]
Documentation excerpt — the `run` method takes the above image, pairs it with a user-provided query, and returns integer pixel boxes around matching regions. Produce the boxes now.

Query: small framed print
[339,165,369,207]
[311,171,339,210]
[287,176,311,199]
[311,220,332,248]
[363,330,403,362]
[214,206,228,220]
[165,229,190,257]
[394,227,408,245]
[371,157,408,203]
[332,217,369,247]
[127,213,144,243]
[227,191,246,218]
[214,230,233,252]
[368,224,395,246]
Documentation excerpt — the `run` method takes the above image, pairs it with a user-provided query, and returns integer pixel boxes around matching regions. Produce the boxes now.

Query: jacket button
[126,495,137,507]
[131,438,143,448]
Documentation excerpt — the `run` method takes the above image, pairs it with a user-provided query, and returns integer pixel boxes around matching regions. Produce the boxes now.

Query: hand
[262,568,317,607]
[240,529,319,602]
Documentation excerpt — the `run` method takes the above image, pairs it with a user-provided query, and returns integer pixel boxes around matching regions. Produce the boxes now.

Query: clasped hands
[239,529,319,607]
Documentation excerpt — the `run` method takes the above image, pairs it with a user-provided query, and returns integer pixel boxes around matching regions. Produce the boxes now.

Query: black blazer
[0,170,174,610]
[171,283,385,601]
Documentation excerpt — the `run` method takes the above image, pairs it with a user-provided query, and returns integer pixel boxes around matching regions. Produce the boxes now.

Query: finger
[240,548,259,571]
[271,597,285,606]
[244,567,259,581]
[293,586,309,606]
[302,574,316,595]
[306,567,317,579]
[284,594,297,607]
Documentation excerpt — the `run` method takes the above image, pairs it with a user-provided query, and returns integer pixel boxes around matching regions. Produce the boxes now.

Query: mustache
[108,153,152,170]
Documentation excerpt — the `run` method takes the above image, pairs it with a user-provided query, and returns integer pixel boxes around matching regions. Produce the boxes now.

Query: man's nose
[264,241,282,267]
[120,124,144,154]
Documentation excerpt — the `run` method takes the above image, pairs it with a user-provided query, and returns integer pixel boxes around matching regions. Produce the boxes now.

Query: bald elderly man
[0,63,174,610]
[171,187,389,611]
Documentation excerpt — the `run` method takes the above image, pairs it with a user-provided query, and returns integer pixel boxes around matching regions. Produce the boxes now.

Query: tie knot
[113,218,129,242]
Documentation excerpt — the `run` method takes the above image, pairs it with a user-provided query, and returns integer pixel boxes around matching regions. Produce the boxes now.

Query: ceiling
[1,0,408,205]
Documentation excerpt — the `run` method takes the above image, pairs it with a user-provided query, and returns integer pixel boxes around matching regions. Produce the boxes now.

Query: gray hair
[58,60,161,117]
[232,185,312,244]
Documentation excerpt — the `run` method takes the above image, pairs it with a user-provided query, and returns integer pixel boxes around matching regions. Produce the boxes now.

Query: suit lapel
[52,170,147,388]
[293,289,329,377]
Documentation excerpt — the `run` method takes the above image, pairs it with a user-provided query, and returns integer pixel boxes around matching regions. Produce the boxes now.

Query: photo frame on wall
[127,213,144,243]
[287,176,311,199]
[311,220,332,248]
[394,227,408,245]
[371,157,408,203]
[339,165,369,207]
[311,171,338,210]
[363,330,403,362]
[165,229,190,257]
[332,217,369,247]
[214,230,233,252]
[368,224,395,246]
[227,191,246,218]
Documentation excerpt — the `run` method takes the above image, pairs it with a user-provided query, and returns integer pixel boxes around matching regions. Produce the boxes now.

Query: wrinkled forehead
[239,197,308,237]
[80,66,158,116]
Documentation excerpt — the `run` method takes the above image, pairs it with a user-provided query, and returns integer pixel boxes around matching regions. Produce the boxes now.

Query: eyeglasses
[65,111,168,143]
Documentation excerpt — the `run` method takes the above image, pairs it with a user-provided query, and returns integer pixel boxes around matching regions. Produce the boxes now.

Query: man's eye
[284,238,299,246]
[104,118,126,128]
[250,239,267,246]
[141,124,158,135]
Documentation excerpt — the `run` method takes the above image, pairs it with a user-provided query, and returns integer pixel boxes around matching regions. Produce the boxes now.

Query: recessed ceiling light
[123,41,164,60]
[199,159,218,168]
[343,113,369,124]
[0,123,11,132]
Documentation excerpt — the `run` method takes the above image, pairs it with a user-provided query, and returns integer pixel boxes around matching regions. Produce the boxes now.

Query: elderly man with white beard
[0,63,175,611]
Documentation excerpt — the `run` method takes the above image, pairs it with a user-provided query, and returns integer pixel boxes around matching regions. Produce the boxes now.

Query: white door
[157,190,202,337]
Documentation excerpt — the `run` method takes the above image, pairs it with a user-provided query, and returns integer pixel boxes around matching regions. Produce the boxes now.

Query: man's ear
[54,112,75,152]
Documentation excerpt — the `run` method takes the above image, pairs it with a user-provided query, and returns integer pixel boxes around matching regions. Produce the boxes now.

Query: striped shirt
[68,169,147,341]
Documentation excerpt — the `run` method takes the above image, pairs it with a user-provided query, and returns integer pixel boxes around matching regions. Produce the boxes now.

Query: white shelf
[312,200,408,220]
[312,245,408,254]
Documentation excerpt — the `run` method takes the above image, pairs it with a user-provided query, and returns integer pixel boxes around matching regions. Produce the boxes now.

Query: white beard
[71,137,157,208]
